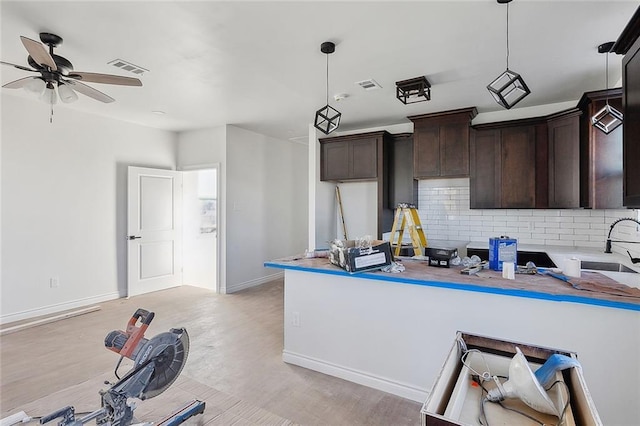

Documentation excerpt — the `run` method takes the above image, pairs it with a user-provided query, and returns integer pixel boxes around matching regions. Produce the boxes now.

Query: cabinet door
[389,134,417,208]
[548,115,580,208]
[350,138,378,179]
[440,123,469,177]
[321,141,350,181]
[623,35,640,207]
[501,126,536,208]
[470,129,500,208]
[413,125,440,178]
[592,98,623,208]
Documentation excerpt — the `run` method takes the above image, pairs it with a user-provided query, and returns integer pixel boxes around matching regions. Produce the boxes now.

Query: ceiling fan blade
[68,71,142,86]
[1,60,37,72]
[2,76,38,89]
[65,80,115,103]
[20,36,57,70]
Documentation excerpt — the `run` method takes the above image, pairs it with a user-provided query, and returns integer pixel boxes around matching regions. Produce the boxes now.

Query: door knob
[128,235,142,240]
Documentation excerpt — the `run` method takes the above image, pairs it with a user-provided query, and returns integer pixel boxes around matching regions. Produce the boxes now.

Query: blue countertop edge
[264,261,640,312]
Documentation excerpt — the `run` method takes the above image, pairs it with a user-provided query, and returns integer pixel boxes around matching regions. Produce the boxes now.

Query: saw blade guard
[135,327,190,399]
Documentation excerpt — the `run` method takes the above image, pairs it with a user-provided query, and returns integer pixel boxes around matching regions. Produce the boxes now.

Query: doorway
[182,167,218,292]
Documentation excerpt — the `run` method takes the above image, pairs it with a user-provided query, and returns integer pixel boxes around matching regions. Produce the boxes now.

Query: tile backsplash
[417,178,640,258]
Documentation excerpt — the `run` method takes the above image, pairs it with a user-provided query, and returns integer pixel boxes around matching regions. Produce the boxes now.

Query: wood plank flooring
[1,280,422,425]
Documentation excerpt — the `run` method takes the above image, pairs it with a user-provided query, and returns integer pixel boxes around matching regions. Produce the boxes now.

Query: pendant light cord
[605,50,610,106]
[325,53,329,105]
[505,2,510,70]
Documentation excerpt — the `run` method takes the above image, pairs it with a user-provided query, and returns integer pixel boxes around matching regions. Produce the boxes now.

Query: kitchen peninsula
[265,255,640,425]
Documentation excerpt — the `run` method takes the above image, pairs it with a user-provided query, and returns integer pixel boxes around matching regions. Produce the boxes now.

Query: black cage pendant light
[487,0,530,109]
[314,41,341,135]
[591,42,623,134]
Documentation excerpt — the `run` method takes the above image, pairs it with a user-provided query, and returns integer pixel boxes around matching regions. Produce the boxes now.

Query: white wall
[178,125,307,293]
[1,94,177,323]
[226,126,307,292]
[334,182,377,240]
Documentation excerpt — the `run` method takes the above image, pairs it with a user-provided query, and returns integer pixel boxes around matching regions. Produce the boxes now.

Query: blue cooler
[489,236,517,271]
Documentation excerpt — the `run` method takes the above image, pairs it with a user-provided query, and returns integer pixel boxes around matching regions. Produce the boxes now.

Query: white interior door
[127,166,182,297]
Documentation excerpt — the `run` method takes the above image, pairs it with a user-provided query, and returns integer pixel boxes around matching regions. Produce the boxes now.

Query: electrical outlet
[50,277,59,288]
[292,312,300,327]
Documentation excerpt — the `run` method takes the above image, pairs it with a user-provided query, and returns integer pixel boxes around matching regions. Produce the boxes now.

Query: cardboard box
[421,332,602,426]
[329,240,393,273]
[425,247,458,268]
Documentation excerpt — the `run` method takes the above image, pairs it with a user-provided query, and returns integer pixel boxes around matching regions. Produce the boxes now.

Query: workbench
[265,256,640,425]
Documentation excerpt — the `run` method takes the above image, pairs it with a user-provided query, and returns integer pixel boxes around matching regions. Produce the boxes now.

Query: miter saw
[37,309,205,426]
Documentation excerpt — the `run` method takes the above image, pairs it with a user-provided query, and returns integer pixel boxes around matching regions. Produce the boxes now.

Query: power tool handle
[131,308,155,326]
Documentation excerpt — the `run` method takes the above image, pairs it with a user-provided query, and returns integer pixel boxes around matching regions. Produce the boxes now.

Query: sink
[466,249,557,268]
[581,261,637,273]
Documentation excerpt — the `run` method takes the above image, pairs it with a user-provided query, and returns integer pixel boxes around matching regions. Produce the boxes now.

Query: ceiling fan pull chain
[50,104,54,123]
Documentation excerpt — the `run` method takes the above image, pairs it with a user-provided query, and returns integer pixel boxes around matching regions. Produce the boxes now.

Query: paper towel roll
[502,262,515,280]
[564,257,581,278]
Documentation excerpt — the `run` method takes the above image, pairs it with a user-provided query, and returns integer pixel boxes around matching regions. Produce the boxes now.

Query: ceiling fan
[1,32,142,117]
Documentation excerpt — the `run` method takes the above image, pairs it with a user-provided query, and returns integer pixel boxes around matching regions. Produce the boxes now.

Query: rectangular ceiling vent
[108,59,149,75]
[355,79,382,91]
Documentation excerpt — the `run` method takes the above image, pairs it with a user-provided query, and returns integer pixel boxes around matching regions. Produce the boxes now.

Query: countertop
[265,254,640,312]
[465,241,640,288]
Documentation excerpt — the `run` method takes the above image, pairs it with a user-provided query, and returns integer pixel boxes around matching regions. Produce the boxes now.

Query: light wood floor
[1,280,422,425]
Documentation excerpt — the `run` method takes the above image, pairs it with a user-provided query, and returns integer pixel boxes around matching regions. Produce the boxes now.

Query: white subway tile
[560,209,590,216]
[574,216,605,223]
[544,240,570,246]
[532,210,560,216]
[564,222,590,229]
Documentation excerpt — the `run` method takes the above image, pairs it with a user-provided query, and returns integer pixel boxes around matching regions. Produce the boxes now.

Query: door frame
[179,163,222,294]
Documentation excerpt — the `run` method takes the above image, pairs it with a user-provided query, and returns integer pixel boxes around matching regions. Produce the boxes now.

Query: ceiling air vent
[108,59,149,75]
[355,78,382,91]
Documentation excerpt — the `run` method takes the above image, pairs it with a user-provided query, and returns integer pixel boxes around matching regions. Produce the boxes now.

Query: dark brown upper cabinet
[388,133,417,209]
[547,109,582,208]
[577,89,623,209]
[471,122,543,209]
[320,131,389,182]
[470,109,581,209]
[409,107,478,179]
[614,6,640,207]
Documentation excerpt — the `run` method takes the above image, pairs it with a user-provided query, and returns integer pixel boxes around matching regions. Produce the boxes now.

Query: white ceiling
[1,1,638,141]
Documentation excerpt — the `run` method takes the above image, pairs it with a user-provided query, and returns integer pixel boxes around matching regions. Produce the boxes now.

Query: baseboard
[0,291,120,325]
[226,271,284,293]
[282,350,429,403]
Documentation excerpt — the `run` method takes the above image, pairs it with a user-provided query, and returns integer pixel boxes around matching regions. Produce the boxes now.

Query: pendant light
[591,41,623,134]
[487,0,530,109]
[314,41,341,135]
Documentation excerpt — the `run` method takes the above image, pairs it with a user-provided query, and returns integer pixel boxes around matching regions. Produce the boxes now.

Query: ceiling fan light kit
[591,41,623,134]
[24,77,46,95]
[487,0,531,109]
[1,32,142,122]
[41,81,57,105]
[396,76,431,104]
[58,82,79,103]
[314,41,341,135]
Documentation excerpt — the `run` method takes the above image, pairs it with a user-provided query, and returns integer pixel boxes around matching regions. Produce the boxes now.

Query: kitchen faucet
[605,217,640,264]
